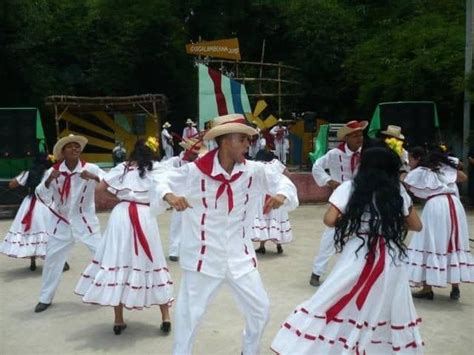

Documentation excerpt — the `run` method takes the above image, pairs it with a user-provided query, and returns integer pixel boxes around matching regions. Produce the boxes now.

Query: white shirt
[270,125,288,144]
[35,161,105,239]
[182,126,198,139]
[312,144,361,187]
[151,152,298,279]
[161,128,173,149]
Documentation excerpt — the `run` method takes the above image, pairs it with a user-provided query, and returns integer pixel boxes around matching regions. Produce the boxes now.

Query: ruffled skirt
[271,238,423,354]
[251,196,293,244]
[0,196,50,258]
[75,203,173,309]
[406,195,474,287]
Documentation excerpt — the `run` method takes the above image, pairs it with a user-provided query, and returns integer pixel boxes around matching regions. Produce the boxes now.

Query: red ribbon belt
[21,196,37,232]
[428,193,459,252]
[126,201,153,262]
[325,237,385,323]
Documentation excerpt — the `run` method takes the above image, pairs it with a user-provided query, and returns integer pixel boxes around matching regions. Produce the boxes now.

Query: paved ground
[0,205,473,355]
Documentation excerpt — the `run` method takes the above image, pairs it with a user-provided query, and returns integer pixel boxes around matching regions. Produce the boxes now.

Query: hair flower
[384,137,403,157]
[145,136,159,152]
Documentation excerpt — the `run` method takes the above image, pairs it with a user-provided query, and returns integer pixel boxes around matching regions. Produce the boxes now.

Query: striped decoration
[199,64,251,129]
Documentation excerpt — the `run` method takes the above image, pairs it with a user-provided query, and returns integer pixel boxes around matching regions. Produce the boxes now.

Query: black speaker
[378,102,438,146]
[0,109,38,158]
[303,111,317,132]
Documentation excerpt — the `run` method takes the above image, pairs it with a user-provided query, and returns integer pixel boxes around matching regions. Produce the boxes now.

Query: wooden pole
[259,39,266,94]
[54,103,59,139]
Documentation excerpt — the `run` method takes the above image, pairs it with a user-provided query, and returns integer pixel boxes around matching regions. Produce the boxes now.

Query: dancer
[404,146,474,300]
[309,120,367,286]
[161,121,174,160]
[0,153,53,270]
[272,147,424,354]
[381,125,409,172]
[75,137,173,335]
[253,159,293,255]
[152,114,298,355]
[182,118,198,139]
[34,134,104,313]
[270,119,288,164]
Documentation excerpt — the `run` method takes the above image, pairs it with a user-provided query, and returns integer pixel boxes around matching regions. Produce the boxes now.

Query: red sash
[123,200,153,262]
[428,193,459,252]
[325,237,385,323]
[21,196,37,232]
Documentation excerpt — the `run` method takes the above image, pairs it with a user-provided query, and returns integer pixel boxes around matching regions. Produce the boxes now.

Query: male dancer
[309,120,367,286]
[152,114,298,355]
[34,134,104,312]
[270,119,288,164]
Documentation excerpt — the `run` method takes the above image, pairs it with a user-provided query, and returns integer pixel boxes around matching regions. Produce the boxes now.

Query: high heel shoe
[113,324,127,335]
[29,258,36,271]
[450,287,460,300]
[160,321,171,334]
[276,244,283,254]
[255,246,266,254]
[412,289,434,300]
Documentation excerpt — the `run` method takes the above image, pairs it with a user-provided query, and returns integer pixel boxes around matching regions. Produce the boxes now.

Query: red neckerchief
[325,237,385,323]
[337,143,360,174]
[21,196,37,232]
[53,160,87,204]
[194,149,244,213]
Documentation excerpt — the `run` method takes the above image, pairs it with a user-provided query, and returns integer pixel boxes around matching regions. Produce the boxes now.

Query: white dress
[271,181,424,355]
[0,171,51,258]
[75,162,173,309]
[404,166,474,287]
[251,160,293,245]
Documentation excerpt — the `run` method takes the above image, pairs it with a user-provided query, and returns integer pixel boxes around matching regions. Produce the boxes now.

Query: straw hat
[53,134,88,160]
[381,125,405,140]
[185,118,195,125]
[163,121,171,128]
[179,137,202,152]
[337,120,368,140]
[203,114,257,141]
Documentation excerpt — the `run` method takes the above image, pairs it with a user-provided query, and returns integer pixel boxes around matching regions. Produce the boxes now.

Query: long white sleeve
[312,153,332,187]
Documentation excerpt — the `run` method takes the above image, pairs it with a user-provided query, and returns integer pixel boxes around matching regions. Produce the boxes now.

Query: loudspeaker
[378,102,438,146]
[0,109,38,158]
[303,111,317,132]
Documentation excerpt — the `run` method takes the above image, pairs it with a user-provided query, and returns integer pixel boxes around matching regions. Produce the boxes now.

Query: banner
[186,38,241,61]
[199,64,251,129]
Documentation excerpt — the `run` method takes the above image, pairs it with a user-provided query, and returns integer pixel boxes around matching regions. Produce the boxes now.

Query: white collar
[211,150,247,179]
[344,143,361,157]
[59,160,84,173]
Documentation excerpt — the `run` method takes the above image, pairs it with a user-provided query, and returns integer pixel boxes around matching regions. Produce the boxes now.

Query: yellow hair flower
[385,137,403,157]
[439,144,448,153]
[47,154,56,163]
[145,136,159,152]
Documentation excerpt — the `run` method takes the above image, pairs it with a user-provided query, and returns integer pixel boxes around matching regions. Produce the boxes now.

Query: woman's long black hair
[25,153,52,196]
[334,147,407,260]
[410,145,457,171]
[127,139,155,178]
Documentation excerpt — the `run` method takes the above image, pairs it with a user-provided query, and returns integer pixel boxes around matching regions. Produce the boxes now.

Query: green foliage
[0,0,468,131]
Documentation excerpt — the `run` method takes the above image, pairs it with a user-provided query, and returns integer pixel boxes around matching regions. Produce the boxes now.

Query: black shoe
[113,324,127,335]
[255,246,266,254]
[276,244,283,254]
[34,302,51,313]
[63,262,70,272]
[169,256,179,262]
[412,289,434,300]
[309,273,321,287]
[160,321,171,334]
[29,258,36,271]
[450,287,460,300]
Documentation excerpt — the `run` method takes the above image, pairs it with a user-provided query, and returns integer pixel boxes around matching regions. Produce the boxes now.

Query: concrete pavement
[0,205,473,354]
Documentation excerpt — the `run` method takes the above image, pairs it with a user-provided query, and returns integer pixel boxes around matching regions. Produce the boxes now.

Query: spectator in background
[112,141,127,166]
[182,118,198,139]
[161,122,174,160]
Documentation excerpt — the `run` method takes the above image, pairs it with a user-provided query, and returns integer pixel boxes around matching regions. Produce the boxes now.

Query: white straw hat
[53,134,88,160]
[203,114,257,141]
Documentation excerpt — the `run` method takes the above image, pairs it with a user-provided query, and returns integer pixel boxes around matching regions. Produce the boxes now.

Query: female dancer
[75,138,173,335]
[405,146,474,300]
[0,153,53,270]
[272,147,424,354]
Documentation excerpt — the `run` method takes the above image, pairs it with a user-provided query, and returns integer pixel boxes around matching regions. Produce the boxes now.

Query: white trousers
[311,227,336,276]
[39,228,99,304]
[163,145,174,160]
[168,210,181,257]
[173,269,270,355]
[274,142,286,164]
